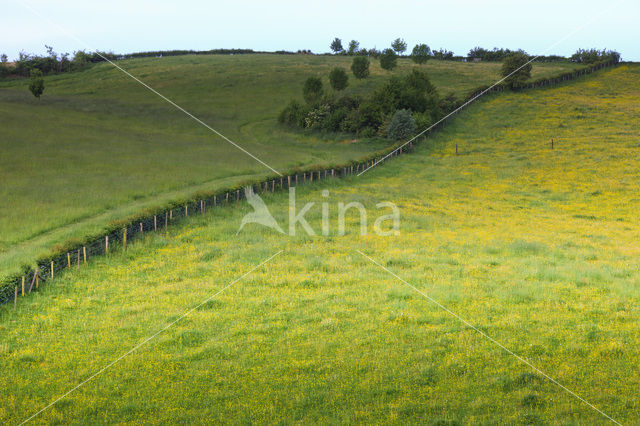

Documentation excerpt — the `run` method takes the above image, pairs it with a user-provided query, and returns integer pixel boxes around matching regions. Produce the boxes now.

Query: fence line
[0,59,619,308]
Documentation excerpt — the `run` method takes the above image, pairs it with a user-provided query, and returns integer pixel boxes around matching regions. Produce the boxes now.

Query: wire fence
[0,59,619,309]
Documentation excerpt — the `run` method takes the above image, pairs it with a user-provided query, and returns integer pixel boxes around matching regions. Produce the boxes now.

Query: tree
[329,67,348,91]
[391,38,407,55]
[29,69,45,99]
[0,54,7,63]
[330,38,344,54]
[351,56,370,79]
[411,44,431,64]
[302,76,323,104]
[380,48,397,71]
[347,40,360,55]
[387,109,416,140]
[501,52,532,89]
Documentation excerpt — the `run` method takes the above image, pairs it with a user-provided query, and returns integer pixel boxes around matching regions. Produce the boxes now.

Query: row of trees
[330,37,451,64]
[468,46,621,63]
[0,47,114,78]
[570,49,620,64]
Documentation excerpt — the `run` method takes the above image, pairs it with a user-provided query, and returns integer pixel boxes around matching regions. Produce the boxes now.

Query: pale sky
[2,0,638,61]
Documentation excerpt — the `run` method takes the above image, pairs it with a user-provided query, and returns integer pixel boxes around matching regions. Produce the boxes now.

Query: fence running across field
[0,59,619,309]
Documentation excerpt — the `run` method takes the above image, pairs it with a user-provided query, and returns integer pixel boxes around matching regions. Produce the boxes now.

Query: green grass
[0,54,582,281]
[1,64,638,424]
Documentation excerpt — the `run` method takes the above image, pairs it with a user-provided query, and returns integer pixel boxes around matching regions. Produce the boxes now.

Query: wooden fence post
[201,200,205,215]
[185,205,188,217]
[36,273,39,289]
[14,286,17,311]
[226,192,229,204]
[106,236,109,253]
[21,276,25,296]
[214,195,217,207]
[165,212,168,230]
[236,190,240,203]
[83,246,87,263]
[123,228,127,251]
[77,249,80,270]
[154,215,157,231]
[51,261,54,279]
[67,253,71,268]
[287,176,291,188]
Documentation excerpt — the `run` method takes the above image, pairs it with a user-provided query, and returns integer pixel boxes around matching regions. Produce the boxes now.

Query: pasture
[1,64,637,424]
[0,54,582,281]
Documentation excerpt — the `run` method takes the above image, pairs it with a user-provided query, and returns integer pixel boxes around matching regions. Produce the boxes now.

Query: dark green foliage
[280,69,441,138]
[329,67,349,91]
[391,38,407,55]
[278,100,309,127]
[351,56,370,79]
[501,52,532,89]
[373,69,439,116]
[571,48,620,64]
[386,109,416,140]
[28,69,45,99]
[380,49,398,71]
[330,38,344,54]
[468,47,515,62]
[411,44,431,64]
[433,49,454,60]
[302,77,323,104]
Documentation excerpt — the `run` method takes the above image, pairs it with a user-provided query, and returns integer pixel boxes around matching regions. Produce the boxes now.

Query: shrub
[304,104,331,129]
[411,44,431,64]
[380,48,398,71]
[278,100,308,127]
[351,56,370,79]
[329,67,348,91]
[29,69,45,99]
[501,52,532,89]
[302,77,323,104]
[387,109,416,140]
[322,106,349,131]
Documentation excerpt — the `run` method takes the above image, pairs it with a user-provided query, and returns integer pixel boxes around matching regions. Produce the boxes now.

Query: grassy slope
[0,54,581,280]
[1,64,638,424]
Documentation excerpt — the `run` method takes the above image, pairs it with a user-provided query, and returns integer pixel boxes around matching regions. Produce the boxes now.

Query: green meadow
[1,64,637,424]
[0,54,581,281]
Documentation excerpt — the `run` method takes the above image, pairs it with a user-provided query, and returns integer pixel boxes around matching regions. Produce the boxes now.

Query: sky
[2,0,639,61]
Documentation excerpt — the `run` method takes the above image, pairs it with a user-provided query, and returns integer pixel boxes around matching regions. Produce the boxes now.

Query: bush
[387,109,416,140]
[411,44,431,64]
[329,67,348,91]
[304,104,331,129]
[302,77,323,104]
[278,100,308,127]
[501,52,532,89]
[380,48,397,71]
[351,56,370,79]
[29,69,45,99]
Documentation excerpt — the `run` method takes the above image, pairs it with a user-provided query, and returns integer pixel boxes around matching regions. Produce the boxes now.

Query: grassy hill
[0,54,581,281]
[1,63,637,423]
